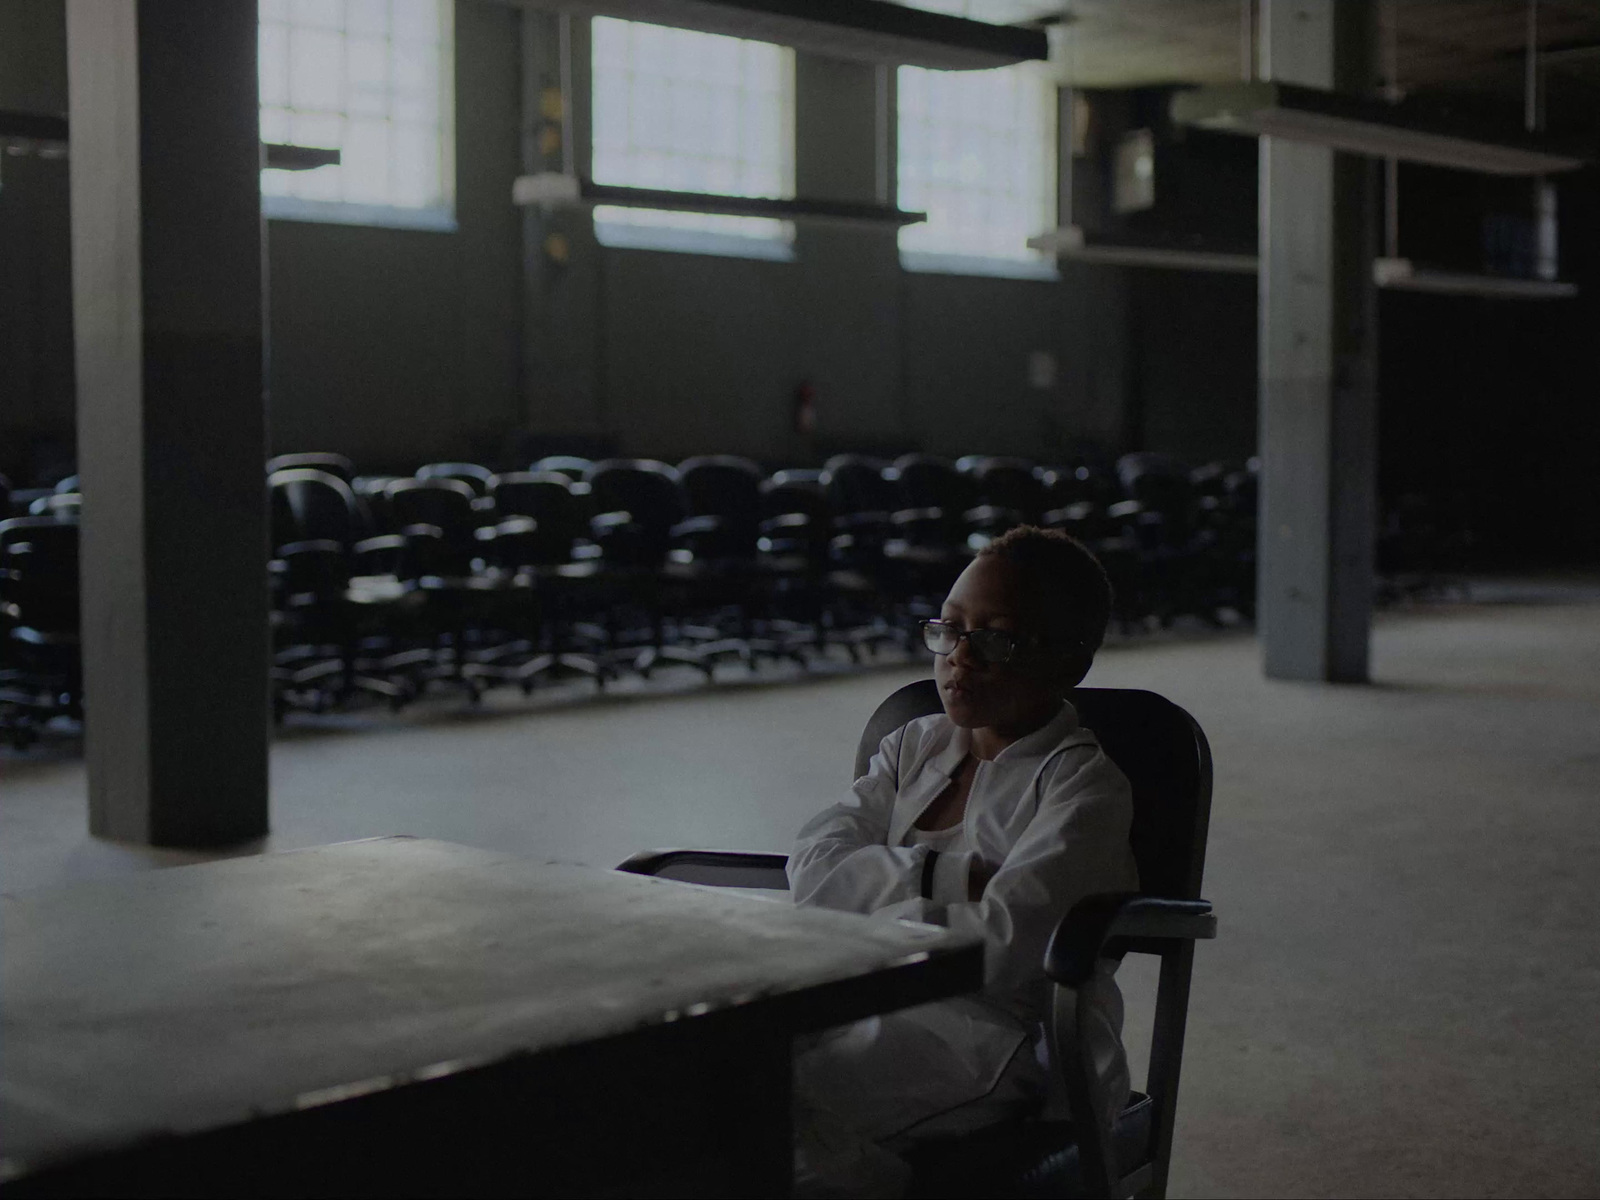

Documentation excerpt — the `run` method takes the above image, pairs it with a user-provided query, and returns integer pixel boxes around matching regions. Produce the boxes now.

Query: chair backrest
[678,455,762,519]
[385,477,479,546]
[1116,452,1194,515]
[417,461,496,497]
[28,493,81,522]
[585,459,686,529]
[43,493,81,522]
[267,452,355,483]
[269,468,362,550]
[886,453,973,513]
[531,455,593,481]
[490,471,586,537]
[854,679,1212,901]
[971,458,1045,523]
[820,455,896,516]
[760,475,831,525]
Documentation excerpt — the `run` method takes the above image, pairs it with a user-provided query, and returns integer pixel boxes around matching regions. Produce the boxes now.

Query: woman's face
[933,555,1063,733]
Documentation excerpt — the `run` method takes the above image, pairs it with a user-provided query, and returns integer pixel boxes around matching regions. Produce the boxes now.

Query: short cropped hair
[978,525,1113,658]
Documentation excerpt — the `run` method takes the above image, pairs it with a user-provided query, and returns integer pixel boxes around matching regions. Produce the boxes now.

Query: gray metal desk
[0,836,980,1197]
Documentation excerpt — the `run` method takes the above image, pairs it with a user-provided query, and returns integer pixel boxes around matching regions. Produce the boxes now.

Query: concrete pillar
[792,54,904,452]
[66,1,270,845]
[520,10,605,440]
[1256,0,1379,681]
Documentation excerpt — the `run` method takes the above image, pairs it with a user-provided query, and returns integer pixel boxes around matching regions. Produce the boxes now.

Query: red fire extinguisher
[793,380,817,436]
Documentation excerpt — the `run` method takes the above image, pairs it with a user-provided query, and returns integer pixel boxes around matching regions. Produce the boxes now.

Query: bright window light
[897,55,1057,274]
[259,0,454,229]
[590,16,795,258]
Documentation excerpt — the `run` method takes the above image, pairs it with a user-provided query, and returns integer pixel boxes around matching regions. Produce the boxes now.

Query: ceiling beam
[512,0,1047,70]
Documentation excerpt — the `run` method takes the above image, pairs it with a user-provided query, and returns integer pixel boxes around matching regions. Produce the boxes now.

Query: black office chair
[675,455,766,667]
[818,456,905,658]
[268,469,417,714]
[0,518,83,748]
[585,458,721,679]
[619,679,1216,1199]
[385,477,503,701]
[753,472,833,663]
[475,472,607,690]
[883,455,973,620]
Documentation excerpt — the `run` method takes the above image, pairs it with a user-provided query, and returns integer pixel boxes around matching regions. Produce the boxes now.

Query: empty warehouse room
[2,1,1598,1197]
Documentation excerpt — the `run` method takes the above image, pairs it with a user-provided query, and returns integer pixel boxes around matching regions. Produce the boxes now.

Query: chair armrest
[1045,893,1216,987]
[617,849,791,890]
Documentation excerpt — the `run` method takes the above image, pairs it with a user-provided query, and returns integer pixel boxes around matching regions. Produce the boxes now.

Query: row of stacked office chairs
[260,450,1260,717]
[0,451,1258,741]
[1,472,83,745]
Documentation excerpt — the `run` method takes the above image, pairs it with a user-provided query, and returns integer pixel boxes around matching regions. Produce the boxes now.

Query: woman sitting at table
[788,526,1138,1197]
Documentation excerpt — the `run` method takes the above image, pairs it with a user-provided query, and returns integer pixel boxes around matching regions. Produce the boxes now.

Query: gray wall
[0,0,75,485]
[543,36,1137,467]
[266,0,523,471]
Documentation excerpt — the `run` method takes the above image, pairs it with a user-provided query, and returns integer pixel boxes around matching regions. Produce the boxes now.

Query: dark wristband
[920,849,939,900]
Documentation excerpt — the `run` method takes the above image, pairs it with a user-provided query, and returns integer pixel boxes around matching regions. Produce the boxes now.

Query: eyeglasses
[920,619,1030,666]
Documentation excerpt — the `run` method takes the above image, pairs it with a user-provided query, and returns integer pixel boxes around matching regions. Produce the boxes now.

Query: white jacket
[789,702,1139,1127]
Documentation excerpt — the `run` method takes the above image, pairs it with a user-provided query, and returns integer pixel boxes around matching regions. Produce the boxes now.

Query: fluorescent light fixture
[513,0,1047,70]
[1373,257,1577,298]
[1028,225,1258,274]
[1171,83,1587,176]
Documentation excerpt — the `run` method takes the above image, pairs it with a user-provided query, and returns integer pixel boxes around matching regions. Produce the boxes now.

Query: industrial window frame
[259,0,456,232]
[896,57,1059,280]
[589,16,797,262]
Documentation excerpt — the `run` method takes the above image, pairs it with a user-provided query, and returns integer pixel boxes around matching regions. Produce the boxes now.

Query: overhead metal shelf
[1372,257,1577,299]
[513,0,1048,70]
[1027,226,1258,274]
[513,172,926,225]
[1027,230,1577,297]
[1170,82,1588,176]
[0,112,340,173]
[263,144,340,170]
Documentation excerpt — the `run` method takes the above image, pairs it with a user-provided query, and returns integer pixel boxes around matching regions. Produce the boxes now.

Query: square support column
[67,1,270,845]
[519,10,605,440]
[1257,0,1379,681]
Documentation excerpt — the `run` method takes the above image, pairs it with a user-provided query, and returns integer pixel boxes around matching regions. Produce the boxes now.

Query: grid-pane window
[897,51,1056,271]
[259,0,454,226]
[590,16,794,255]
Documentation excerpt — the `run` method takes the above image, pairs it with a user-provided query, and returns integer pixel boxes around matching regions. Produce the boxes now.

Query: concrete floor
[3,597,1599,1197]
